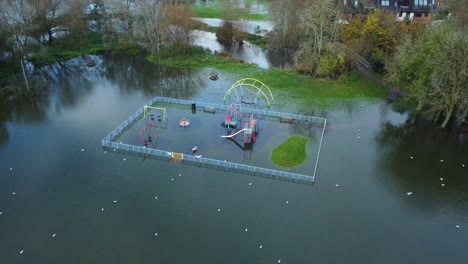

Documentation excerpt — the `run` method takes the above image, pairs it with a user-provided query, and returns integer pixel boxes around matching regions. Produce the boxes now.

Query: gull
[278,259,281,263]
[440,178,444,181]
[357,136,360,139]
[245,228,248,232]
[407,192,413,196]
[154,233,158,237]
[101,208,104,212]
[113,149,116,152]
[122,158,126,161]
[440,159,444,162]
[248,183,252,186]
[10,168,13,171]
[410,156,414,159]
[0,212,3,215]
[154,196,158,200]
[217,209,221,212]
[12,192,16,195]
[81,149,84,152]
[285,201,289,204]
[171,178,174,181]
[52,233,56,238]
[179,173,182,177]
[104,151,107,154]
[336,184,339,187]
[19,250,24,254]
[455,225,460,228]
[259,245,263,249]
[441,184,445,187]
[195,155,203,158]
[357,129,361,132]
[113,200,118,203]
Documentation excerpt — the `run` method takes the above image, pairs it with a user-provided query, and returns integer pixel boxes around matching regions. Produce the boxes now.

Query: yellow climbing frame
[223,78,274,107]
[144,106,168,122]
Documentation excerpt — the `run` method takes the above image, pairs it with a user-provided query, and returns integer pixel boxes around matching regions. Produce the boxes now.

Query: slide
[221,128,247,138]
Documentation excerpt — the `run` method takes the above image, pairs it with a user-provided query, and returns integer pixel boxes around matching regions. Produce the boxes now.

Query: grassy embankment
[29,32,110,68]
[148,45,388,108]
[192,0,270,20]
[271,136,310,167]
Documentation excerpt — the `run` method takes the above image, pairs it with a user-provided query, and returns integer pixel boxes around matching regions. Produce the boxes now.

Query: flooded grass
[271,136,310,167]
[148,46,387,108]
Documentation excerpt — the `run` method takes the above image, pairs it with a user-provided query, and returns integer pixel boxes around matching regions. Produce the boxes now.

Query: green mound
[271,136,309,167]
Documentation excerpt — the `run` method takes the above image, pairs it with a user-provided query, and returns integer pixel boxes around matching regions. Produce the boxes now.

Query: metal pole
[313,119,327,181]
[20,60,30,92]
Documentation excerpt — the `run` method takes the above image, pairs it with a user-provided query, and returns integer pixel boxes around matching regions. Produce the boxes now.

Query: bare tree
[0,0,34,51]
[137,0,165,52]
[296,0,343,76]
[268,0,305,52]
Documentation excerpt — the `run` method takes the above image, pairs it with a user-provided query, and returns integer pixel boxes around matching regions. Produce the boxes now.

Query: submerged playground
[102,78,326,185]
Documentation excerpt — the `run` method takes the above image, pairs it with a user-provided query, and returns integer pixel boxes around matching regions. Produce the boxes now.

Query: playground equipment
[221,114,259,144]
[224,78,274,108]
[243,114,259,144]
[224,103,241,128]
[179,117,190,127]
[144,106,168,127]
[137,121,159,148]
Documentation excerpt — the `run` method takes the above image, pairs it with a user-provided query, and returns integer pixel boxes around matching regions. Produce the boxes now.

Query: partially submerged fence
[101,96,326,185]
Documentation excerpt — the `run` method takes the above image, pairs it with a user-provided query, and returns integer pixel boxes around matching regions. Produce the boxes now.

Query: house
[341,0,435,22]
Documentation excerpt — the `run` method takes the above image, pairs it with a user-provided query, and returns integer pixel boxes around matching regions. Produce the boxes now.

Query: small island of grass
[271,136,310,167]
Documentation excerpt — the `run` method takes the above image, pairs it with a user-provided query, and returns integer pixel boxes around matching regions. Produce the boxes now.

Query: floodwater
[1,56,467,264]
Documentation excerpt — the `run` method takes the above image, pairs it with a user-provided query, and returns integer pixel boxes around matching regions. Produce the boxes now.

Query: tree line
[0,0,466,127]
[267,0,467,128]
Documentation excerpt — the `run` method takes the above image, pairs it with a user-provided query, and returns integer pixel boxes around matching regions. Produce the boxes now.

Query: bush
[216,21,234,45]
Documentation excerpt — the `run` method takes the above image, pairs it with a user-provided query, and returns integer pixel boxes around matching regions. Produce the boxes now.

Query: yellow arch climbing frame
[223,78,274,107]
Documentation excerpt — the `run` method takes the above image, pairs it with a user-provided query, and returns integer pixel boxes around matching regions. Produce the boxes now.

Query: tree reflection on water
[375,112,468,213]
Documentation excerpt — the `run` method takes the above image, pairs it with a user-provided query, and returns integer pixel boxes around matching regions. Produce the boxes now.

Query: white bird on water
[101,208,104,212]
[19,250,24,254]
[441,184,445,187]
[10,168,13,171]
[259,245,263,249]
[285,201,289,204]
[81,149,84,152]
[154,233,158,237]
[455,225,460,228]
[113,200,118,203]
[248,183,252,186]
[154,196,158,200]
[217,209,221,212]
[440,178,444,181]
[0,212,3,215]
[410,156,414,159]
[245,228,248,232]
[195,155,203,158]
[52,233,56,238]
[407,192,413,196]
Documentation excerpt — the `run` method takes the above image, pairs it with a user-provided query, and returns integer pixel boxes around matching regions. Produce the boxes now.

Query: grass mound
[271,136,309,167]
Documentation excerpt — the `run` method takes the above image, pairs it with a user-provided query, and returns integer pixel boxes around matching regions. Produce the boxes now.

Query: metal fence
[102,140,314,185]
[101,96,326,185]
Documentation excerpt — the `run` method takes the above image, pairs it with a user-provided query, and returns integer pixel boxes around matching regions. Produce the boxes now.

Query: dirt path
[357,64,402,100]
